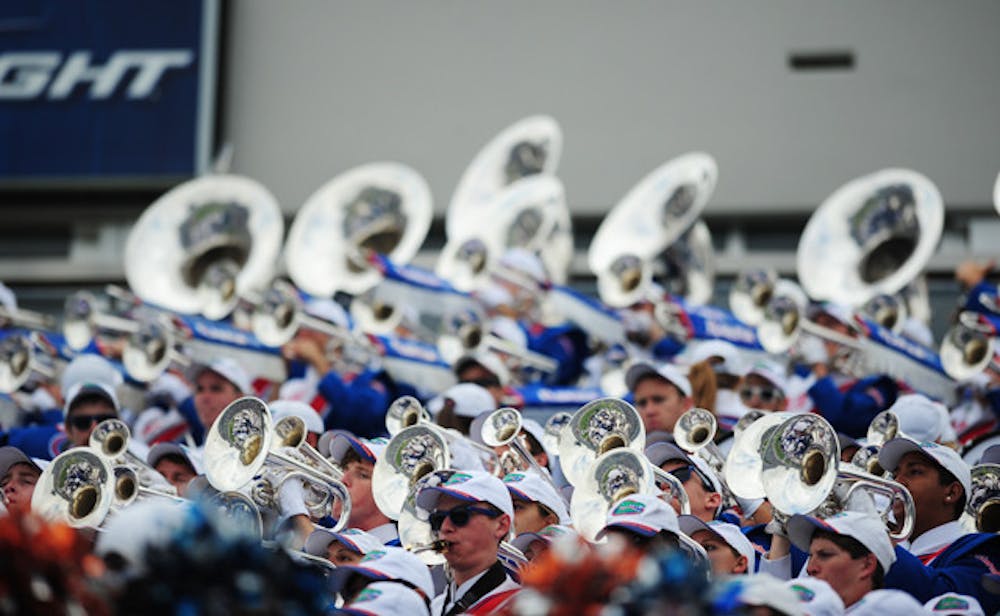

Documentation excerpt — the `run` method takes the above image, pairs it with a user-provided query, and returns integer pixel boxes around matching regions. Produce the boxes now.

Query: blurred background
[2,0,999,338]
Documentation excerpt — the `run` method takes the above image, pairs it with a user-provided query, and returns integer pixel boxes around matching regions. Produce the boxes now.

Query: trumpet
[940,310,999,380]
[968,464,1000,533]
[273,414,344,479]
[251,279,354,347]
[31,448,115,528]
[89,418,185,504]
[0,332,56,394]
[480,407,565,501]
[202,397,351,528]
[726,412,915,540]
[437,306,558,380]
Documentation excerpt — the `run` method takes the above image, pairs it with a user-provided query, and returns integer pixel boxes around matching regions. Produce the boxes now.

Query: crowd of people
[2,246,1000,616]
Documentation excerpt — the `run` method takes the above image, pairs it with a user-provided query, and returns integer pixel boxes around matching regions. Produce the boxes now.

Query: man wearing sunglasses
[624,362,693,433]
[645,442,725,524]
[416,470,520,616]
[62,381,120,449]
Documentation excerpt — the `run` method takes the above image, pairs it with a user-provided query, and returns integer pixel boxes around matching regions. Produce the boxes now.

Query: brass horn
[31,448,115,528]
[202,397,351,527]
[968,464,1000,533]
[0,332,56,394]
[480,407,563,497]
[557,397,646,489]
[940,311,998,380]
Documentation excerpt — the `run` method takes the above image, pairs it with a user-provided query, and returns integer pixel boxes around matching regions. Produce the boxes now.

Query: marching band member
[415,470,520,615]
[786,511,897,610]
[303,527,383,566]
[595,492,687,556]
[328,546,435,608]
[877,439,1000,611]
[146,442,199,497]
[328,434,398,545]
[645,442,724,523]
[624,362,693,433]
[429,383,496,437]
[0,446,41,515]
[63,381,120,449]
[678,515,756,575]
[740,360,789,414]
[502,471,569,535]
[686,340,752,432]
[798,303,900,438]
[453,351,510,406]
[185,357,251,445]
[335,580,432,616]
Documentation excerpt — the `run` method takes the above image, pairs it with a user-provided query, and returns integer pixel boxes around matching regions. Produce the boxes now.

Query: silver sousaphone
[285,162,432,298]
[437,175,568,292]
[796,168,943,314]
[589,152,717,307]
[447,115,563,241]
[124,174,284,319]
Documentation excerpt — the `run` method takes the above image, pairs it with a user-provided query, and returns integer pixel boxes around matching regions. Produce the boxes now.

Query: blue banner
[0,0,217,182]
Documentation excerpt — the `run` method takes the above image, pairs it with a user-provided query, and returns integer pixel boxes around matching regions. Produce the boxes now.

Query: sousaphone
[797,168,943,310]
[286,162,432,297]
[437,175,567,291]
[124,175,284,319]
[447,115,563,240]
[588,152,718,307]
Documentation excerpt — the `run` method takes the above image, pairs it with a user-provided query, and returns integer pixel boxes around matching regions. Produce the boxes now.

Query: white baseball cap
[146,442,203,474]
[329,434,388,465]
[887,394,951,443]
[687,340,747,376]
[186,357,250,395]
[304,298,351,329]
[746,359,788,394]
[596,493,681,539]
[879,438,972,500]
[415,469,514,520]
[644,442,722,494]
[499,247,547,283]
[336,581,430,616]
[784,577,845,616]
[787,510,896,572]
[60,353,124,392]
[719,574,804,615]
[625,361,692,397]
[63,380,120,418]
[923,593,985,616]
[328,546,435,598]
[502,470,569,524]
[304,527,383,558]
[454,351,511,387]
[678,516,755,571]
[510,524,579,553]
[848,589,924,614]
[269,399,324,435]
[426,382,495,419]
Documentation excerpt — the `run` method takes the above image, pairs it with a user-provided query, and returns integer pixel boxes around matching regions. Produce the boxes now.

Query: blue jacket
[526,322,589,386]
[320,369,417,439]
[807,374,899,438]
[884,532,1000,613]
[1,425,67,460]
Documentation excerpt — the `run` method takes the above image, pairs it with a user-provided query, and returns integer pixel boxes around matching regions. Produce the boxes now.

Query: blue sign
[0,0,218,183]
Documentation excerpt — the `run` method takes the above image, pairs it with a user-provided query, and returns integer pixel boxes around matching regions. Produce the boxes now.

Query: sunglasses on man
[738,385,782,404]
[667,464,715,492]
[429,504,502,531]
[67,414,117,430]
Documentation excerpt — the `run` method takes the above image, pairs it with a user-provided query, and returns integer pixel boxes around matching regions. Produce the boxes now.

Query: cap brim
[624,363,658,392]
[597,521,661,540]
[877,438,923,474]
[786,515,835,554]
[329,565,390,594]
[415,485,479,512]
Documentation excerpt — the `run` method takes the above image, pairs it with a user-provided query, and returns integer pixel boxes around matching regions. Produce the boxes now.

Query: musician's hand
[797,334,828,367]
[281,338,331,374]
[277,478,309,519]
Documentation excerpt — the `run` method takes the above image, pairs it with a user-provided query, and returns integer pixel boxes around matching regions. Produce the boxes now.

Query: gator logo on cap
[353,587,383,603]
[539,526,568,538]
[503,472,526,483]
[360,550,386,562]
[933,597,970,611]
[444,472,473,486]
[612,500,646,515]
[789,584,815,602]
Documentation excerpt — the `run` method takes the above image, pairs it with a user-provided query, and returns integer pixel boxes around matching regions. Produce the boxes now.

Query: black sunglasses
[67,414,117,430]
[429,504,501,531]
[668,465,714,492]
[739,386,781,404]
